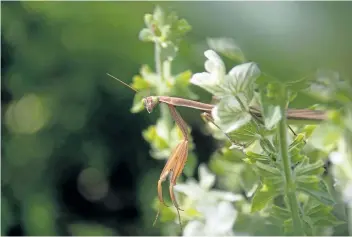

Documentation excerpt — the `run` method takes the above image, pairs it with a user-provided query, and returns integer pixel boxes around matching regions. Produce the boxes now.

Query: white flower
[204,50,226,77]
[174,164,242,206]
[212,96,252,133]
[329,137,352,206]
[183,201,237,236]
[190,50,227,96]
[342,182,352,205]
[190,50,260,133]
[329,151,343,165]
[174,164,244,236]
[190,50,260,99]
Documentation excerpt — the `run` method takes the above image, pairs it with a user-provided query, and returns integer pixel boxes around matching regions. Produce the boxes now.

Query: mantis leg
[153,140,186,229]
[169,140,188,231]
[157,142,184,207]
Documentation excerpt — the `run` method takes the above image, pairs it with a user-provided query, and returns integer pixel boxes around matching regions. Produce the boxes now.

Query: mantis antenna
[106,73,138,93]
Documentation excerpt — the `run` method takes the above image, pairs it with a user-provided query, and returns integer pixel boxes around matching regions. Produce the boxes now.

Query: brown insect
[107,73,327,231]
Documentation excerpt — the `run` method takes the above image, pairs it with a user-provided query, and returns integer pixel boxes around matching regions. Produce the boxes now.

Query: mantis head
[143,96,159,113]
[105,73,160,114]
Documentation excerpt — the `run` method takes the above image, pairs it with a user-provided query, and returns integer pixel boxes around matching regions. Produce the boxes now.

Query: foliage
[131,6,352,236]
[2,2,352,236]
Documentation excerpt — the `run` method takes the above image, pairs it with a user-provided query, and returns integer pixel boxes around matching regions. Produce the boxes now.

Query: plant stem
[277,86,304,235]
[155,43,163,94]
[155,42,172,132]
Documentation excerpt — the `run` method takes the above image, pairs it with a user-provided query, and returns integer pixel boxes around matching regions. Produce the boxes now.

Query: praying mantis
[106,73,327,231]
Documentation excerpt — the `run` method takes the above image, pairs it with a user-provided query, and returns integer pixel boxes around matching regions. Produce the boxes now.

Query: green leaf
[170,70,199,100]
[228,121,261,144]
[283,218,294,235]
[304,201,344,227]
[294,158,324,176]
[130,91,148,113]
[211,146,245,163]
[302,124,318,138]
[142,125,168,150]
[289,133,305,150]
[263,176,284,189]
[177,19,191,33]
[298,181,336,206]
[131,75,150,91]
[291,153,306,165]
[245,151,270,163]
[262,105,281,130]
[251,184,278,212]
[258,83,282,130]
[255,161,281,177]
[171,18,192,43]
[270,205,291,220]
[296,175,320,184]
[141,118,187,160]
[288,135,306,164]
[207,37,246,62]
[301,216,315,236]
[260,138,276,154]
[145,6,190,46]
[310,212,345,227]
[212,96,252,133]
[139,64,159,86]
[256,73,279,87]
[174,70,192,86]
[304,200,329,216]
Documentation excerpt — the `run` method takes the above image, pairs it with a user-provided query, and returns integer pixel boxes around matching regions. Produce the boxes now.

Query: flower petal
[203,201,237,235]
[190,72,228,97]
[204,50,225,74]
[190,50,231,97]
[183,220,206,236]
[209,190,243,202]
[190,72,215,86]
[212,96,252,133]
[174,179,204,200]
[227,62,260,94]
[199,164,216,190]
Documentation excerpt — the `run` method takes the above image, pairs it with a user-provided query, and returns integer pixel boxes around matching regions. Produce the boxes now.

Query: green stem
[155,43,163,94]
[277,87,304,235]
[163,60,171,80]
[155,42,172,132]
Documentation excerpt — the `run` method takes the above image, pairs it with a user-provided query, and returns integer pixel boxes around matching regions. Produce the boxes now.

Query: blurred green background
[2,1,352,235]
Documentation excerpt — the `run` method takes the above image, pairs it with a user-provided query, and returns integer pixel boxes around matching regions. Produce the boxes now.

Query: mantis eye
[142,97,153,113]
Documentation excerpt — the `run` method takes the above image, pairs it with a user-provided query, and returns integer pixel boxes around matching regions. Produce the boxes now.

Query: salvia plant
[122,6,351,236]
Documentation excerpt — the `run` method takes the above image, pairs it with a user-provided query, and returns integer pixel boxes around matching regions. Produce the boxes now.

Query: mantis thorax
[142,96,160,113]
